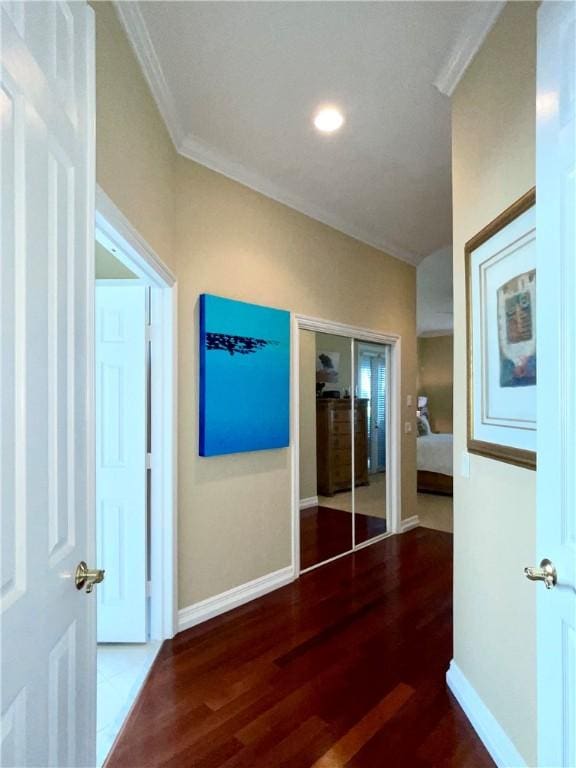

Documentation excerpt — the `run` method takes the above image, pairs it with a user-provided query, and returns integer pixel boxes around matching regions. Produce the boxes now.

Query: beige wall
[176,159,417,605]
[95,241,137,279]
[93,2,418,611]
[417,335,453,433]
[452,3,537,764]
[93,2,177,271]
[299,330,318,501]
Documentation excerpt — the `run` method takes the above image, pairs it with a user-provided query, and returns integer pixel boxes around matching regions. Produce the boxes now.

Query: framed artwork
[466,188,536,469]
[199,294,290,456]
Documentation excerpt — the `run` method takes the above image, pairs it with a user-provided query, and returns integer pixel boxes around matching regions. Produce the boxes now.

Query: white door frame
[291,314,402,576]
[95,186,178,641]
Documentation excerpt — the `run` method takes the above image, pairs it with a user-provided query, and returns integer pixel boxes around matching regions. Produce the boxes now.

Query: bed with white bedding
[417,432,453,495]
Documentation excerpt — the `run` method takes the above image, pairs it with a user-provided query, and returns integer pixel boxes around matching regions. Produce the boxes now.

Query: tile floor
[97,642,161,767]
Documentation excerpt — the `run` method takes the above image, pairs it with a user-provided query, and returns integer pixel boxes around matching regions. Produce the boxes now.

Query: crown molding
[434,1,505,97]
[114,1,185,147]
[179,133,420,266]
[114,1,421,267]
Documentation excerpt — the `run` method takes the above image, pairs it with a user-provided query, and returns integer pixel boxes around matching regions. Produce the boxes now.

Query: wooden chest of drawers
[316,398,369,496]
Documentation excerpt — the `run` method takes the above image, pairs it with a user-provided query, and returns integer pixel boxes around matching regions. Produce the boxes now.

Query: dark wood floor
[107,529,494,768]
[300,506,387,570]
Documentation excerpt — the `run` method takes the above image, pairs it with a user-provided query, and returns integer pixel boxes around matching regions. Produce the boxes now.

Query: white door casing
[96,284,147,643]
[95,189,179,643]
[536,1,576,766]
[1,3,96,767]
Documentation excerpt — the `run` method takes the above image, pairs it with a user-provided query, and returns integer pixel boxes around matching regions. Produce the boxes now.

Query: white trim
[95,187,176,288]
[290,314,301,576]
[295,315,401,348]
[354,531,393,551]
[151,281,179,641]
[434,2,505,97]
[113,1,184,148]
[291,314,402,576]
[178,135,419,267]
[446,661,527,768]
[95,189,178,641]
[111,5,420,268]
[299,496,318,510]
[300,548,354,575]
[399,515,420,533]
[178,566,295,632]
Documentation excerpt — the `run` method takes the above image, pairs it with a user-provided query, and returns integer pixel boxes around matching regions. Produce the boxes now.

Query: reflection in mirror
[299,331,353,570]
[354,341,389,545]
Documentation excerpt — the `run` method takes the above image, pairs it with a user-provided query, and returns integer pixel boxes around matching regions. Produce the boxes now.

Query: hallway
[106,529,494,767]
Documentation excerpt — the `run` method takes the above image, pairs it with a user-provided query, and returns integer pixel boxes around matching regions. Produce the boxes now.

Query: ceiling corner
[113,0,184,147]
[433,1,505,97]
[179,133,421,267]
[112,2,423,269]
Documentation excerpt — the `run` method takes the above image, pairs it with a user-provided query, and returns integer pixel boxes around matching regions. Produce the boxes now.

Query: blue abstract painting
[199,294,290,456]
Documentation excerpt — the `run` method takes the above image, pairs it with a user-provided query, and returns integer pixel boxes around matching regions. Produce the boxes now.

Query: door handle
[524,558,557,589]
[75,561,105,593]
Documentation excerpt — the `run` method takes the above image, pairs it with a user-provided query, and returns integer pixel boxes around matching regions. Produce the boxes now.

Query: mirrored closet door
[354,340,390,546]
[299,331,353,570]
[298,329,391,571]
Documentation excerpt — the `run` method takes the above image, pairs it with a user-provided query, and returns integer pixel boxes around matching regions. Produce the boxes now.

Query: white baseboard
[178,565,295,633]
[399,514,420,532]
[446,661,526,768]
[299,496,318,510]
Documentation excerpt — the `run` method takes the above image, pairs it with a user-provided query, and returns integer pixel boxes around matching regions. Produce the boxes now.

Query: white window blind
[358,350,387,472]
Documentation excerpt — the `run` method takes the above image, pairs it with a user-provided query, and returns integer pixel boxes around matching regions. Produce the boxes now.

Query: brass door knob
[524,558,557,589]
[75,561,105,593]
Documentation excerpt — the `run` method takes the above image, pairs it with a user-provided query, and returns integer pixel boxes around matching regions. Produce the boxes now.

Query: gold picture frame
[465,188,537,470]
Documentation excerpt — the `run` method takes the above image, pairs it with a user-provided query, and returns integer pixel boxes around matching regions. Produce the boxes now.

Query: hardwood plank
[105,529,495,768]
[220,716,331,768]
[310,683,414,767]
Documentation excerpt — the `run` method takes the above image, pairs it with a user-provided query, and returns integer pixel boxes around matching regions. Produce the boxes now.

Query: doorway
[95,274,153,765]
[94,189,177,765]
[293,317,400,573]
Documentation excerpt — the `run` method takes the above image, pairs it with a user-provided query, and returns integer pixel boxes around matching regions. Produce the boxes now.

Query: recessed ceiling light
[313,106,344,134]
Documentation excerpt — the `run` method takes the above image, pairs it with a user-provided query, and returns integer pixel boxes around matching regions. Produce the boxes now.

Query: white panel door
[96,284,147,643]
[1,3,96,766]
[535,1,576,766]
